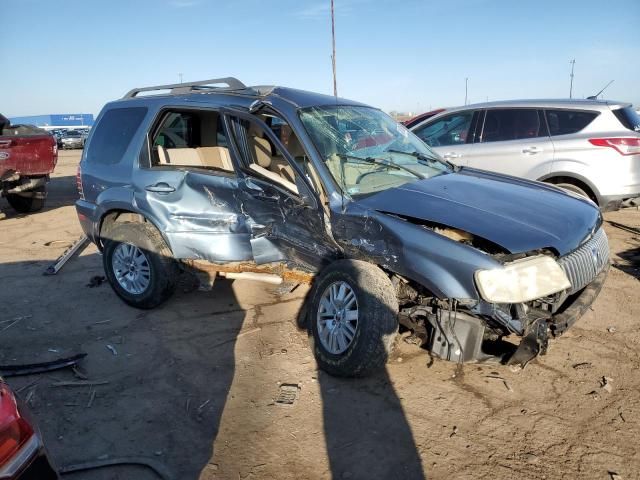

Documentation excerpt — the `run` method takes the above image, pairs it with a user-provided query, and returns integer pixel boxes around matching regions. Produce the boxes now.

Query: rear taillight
[76,164,85,199]
[589,137,640,156]
[0,383,34,466]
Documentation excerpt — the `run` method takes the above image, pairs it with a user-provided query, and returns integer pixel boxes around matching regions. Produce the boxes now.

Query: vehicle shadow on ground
[299,281,427,480]
[0,252,245,480]
[0,175,78,218]
[614,247,640,280]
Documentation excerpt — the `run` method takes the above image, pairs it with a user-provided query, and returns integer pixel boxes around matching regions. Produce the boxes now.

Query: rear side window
[544,109,597,136]
[480,109,546,143]
[86,107,147,165]
[413,112,474,147]
[613,107,640,133]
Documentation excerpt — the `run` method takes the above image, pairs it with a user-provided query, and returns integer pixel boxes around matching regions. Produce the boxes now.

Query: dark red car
[401,108,446,129]
[0,379,58,479]
[0,114,57,213]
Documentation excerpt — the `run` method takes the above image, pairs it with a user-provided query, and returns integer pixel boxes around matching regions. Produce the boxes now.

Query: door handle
[442,152,461,159]
[145,182,176,194]
[522,146,542,154]
[0,140,12,148]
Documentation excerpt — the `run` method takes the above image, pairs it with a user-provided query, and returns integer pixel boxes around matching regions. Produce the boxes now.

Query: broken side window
[150,109,234,173]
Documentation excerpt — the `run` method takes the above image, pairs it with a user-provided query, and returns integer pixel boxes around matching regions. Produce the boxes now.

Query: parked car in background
[410,99,640,211]
[0,379,58,479]
[401,108,446,128]
[0,114,57,213]
[59,130,84,149]
[77,78,608,376]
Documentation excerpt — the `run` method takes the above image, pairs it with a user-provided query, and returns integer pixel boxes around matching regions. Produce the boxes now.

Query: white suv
[410,99,640,210]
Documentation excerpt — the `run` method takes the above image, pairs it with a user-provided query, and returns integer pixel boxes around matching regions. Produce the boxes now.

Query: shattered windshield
[299,105,449,196]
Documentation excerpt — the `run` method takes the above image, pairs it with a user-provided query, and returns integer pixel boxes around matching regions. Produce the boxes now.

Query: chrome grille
[558,227,609,294]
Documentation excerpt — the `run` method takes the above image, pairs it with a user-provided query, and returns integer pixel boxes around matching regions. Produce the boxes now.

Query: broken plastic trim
[0,353,87,377]
[59,456,173,480]
[184,259,315,284]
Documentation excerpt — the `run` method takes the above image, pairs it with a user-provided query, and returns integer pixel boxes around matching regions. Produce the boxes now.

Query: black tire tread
[7,186,46,213]
[102,222,178,309]
[310,259,398,377]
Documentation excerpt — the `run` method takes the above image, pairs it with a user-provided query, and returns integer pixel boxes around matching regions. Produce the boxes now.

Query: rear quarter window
[613,107,640,133]
[545,109,598,136]
[86,107,147,165]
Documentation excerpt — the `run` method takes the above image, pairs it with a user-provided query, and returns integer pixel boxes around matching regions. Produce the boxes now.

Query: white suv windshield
[299,105,450,196]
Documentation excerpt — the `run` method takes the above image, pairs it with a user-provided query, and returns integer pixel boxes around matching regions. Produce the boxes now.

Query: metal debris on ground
[485,374,513,392]
[0,353,87,377]
[572,362,592,370]
[43,234,90,276]
[51,380,110,388]
[0,314,32,332]
[275,383,300,405]
[106,344,118,355]
[601,376,614,393]
[86,275,106,288]
[59,456,174,480]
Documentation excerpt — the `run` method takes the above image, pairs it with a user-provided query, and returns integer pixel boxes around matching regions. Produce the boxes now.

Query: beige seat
[157,146,204,167]
[197,146,233,171]
[249,164,298,194]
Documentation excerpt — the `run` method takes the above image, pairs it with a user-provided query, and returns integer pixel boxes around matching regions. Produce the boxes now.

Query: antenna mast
[569,59,575,98]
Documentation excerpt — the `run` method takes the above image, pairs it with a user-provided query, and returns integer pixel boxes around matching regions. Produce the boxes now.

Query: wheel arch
[537,171,601,205]
[98,209,173,255]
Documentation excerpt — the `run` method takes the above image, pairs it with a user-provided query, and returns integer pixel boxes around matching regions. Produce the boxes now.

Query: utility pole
[464,77,468,105]
[179,73,183,84]
[569,59,575,98]
[331,0,338,97]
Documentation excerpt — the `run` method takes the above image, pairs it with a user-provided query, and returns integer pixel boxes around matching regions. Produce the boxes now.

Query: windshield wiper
[335,153,425,179]
[385,148,459,171]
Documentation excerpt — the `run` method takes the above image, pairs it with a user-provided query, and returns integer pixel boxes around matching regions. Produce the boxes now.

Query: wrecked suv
[76,78,609,377]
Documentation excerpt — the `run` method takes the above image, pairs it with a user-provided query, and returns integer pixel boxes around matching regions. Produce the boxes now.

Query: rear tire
[102,222,178,309]
[6,186,46,213]
[309,259,398,377]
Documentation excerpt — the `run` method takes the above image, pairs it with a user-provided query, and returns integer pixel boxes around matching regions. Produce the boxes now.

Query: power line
[331,0,338,97]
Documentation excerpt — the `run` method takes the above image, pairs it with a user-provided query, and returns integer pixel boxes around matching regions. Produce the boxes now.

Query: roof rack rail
[123,77,247,99]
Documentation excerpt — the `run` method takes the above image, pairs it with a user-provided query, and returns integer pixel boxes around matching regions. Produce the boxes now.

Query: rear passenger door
[465,108,554,179]
[132,107,254,262]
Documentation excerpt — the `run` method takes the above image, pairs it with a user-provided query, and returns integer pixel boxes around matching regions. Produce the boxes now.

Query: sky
[1,0,639,117]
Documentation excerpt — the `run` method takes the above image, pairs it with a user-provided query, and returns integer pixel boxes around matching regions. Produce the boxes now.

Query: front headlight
[475,255,571,303]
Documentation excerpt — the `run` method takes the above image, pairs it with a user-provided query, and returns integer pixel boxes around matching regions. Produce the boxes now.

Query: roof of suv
[119,77,366,110]
[440,98,631,114]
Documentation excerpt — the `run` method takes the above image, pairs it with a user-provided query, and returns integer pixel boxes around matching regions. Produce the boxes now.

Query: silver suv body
[410,99,640,210]
[75,79,609,376]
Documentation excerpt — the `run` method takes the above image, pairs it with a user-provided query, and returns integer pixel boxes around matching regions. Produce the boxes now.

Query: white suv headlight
[475,255,571,303]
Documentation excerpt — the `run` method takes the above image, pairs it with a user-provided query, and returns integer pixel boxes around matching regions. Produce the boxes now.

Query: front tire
[309,260,398,377]
[102,222,178,309]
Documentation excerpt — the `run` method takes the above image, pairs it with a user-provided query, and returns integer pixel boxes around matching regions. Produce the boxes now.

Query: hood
[357,168,601,256]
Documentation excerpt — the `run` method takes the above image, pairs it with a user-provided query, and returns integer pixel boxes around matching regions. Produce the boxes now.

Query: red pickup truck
[0,113,57,213]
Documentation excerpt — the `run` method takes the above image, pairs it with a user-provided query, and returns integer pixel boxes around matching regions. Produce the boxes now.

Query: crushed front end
[397,227,610,367]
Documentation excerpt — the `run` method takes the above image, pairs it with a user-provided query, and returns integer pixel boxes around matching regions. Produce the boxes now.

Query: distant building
[8,114,94,130]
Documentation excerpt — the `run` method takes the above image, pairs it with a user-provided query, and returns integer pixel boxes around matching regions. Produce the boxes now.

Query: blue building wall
[9,114,94,127]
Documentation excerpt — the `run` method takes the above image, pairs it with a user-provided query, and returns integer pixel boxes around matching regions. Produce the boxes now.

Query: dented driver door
[222,108,333,270]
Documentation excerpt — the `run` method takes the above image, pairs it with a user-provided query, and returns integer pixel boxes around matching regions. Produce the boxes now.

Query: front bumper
[550,262,609,336]
[507,263,609,367]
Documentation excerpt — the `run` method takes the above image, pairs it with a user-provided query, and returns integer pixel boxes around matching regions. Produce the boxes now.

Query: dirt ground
[1,150,639,480]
